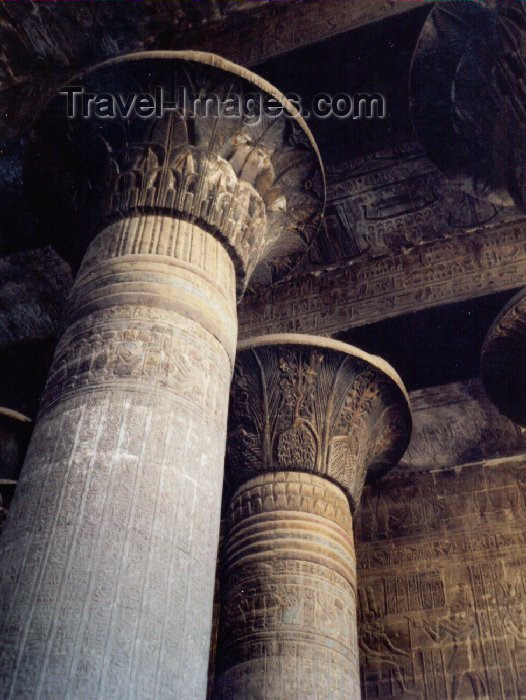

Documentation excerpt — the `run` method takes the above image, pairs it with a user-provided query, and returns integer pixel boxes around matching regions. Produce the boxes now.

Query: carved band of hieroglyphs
[239,220,526,338]
[63,219,238,360]
[356,461,526,699]
[215,472,359,700]
[38,218,236,416]
[197,0,427,67]
[0,1,425,140]
[41,323,231,423]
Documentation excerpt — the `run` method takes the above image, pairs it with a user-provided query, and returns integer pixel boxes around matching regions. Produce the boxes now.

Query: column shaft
[0,215,236,698]
[215,472,359,699]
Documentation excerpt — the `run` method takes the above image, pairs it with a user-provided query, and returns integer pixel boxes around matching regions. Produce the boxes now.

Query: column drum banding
[216,472,358,699]
[0,217,235,698]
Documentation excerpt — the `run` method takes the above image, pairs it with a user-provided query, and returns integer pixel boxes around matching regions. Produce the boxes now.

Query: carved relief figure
[360,615,416,696]
[408,585,486,700]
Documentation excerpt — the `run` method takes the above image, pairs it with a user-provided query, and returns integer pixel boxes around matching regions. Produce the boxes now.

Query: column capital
[27,51,324,295]
[410,1,526,209]
[227,333,411,511]
[481,288,526,425]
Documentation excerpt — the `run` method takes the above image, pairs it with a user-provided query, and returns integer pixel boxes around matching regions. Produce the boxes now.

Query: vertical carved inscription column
[0,52,323,699]
[214,334,411,699]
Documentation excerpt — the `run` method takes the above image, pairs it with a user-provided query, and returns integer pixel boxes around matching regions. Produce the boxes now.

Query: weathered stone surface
[356,460,526,699]
[0,0,426,141]
[481,287,526,426]
[239,218,526,338]
[315,141,515,263]
[0,216,235,699]
[28,51,323,292]
[398,379,526,473]
[226,334,411,509]
[0,53,324,698]
[214,334,411,698]
[215,472,359,699]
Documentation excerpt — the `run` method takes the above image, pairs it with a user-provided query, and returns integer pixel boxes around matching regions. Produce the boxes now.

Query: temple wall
[356,459,526,699]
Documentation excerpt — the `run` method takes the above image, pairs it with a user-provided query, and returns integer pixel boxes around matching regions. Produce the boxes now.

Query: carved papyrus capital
[227,334,411,510]
[481,287,526,425]
[27,51,324,294]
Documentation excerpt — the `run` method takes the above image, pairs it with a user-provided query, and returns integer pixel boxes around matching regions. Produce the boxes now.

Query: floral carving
[27,51,324,293]
[227,335,411,510]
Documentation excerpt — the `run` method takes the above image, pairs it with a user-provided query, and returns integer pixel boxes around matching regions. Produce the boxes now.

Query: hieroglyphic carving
[313,141,514,262]
[481,288,526,425]
[0,53,325,699]
[356,461,526,698]
[0,0,426,141]
[214,472,360,699]
[196,0,427,68]
[227,335,410,509]
[213,334,411,698]
[398,379,526,473]
[0,215,235,698]
[239,218,526,338]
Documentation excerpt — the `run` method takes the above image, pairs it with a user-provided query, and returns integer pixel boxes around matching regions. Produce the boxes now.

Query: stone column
[0,53,323,698]
[481,287,526,425]
[214,334,411,699]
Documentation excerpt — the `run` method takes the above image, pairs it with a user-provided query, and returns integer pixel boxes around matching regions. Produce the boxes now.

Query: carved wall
[314,142,515,263]
[239,218,526,338]
[356,459,526,699]
[399,379,526,474]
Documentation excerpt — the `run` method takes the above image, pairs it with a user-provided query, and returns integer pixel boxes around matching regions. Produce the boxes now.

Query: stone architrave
[214,334,411,699]
[0,52,323,698]
[481,287,526,426]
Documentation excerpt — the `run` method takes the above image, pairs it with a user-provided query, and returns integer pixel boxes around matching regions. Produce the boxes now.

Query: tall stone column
[0,53,323,698]
[214,334,411,699]
[481,287,526,425]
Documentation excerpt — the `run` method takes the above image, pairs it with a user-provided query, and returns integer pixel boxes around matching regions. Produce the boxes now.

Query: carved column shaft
[0,52,324,698]
[0,216,235,697]
[216,472,358,698]
[214,335,411,699]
